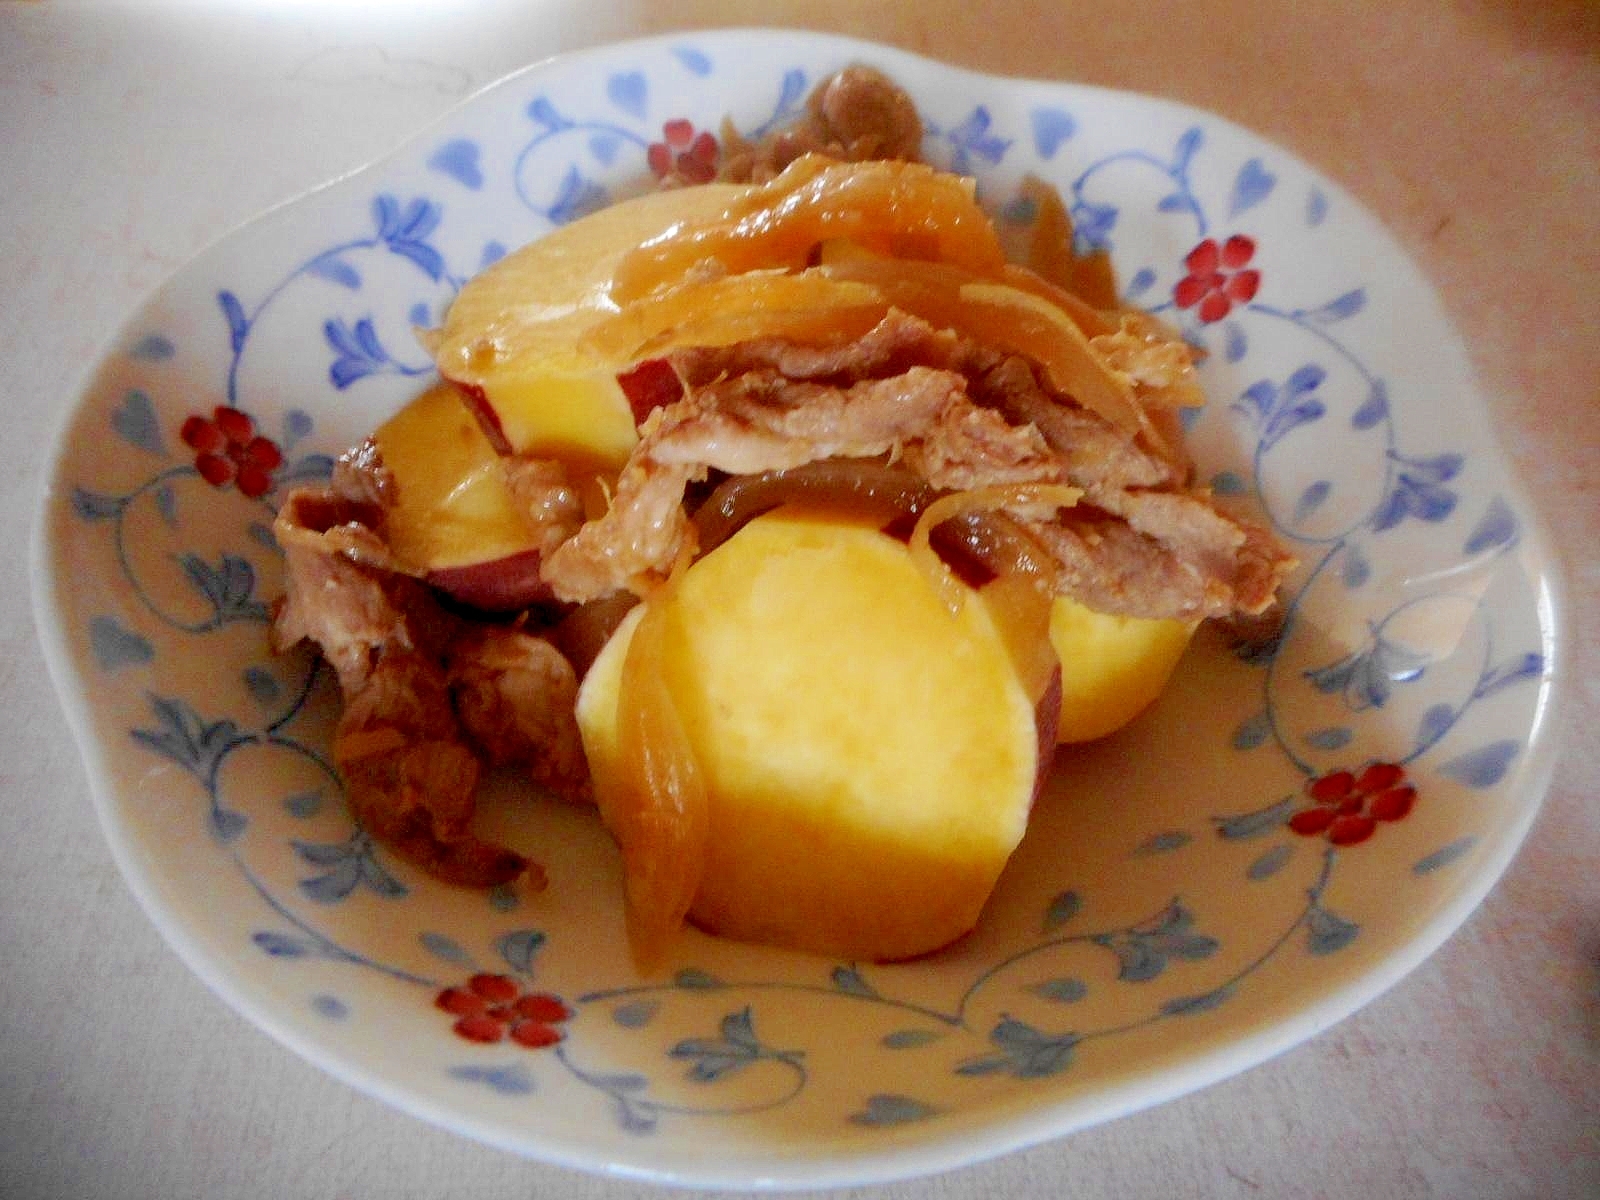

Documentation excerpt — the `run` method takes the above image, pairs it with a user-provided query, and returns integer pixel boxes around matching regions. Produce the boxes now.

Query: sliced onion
[693,461,1076,600]
[551,590,639,679]
[1000,262,1117,337]
[605,582,709,966]
[693,459,936,555]
[1010,176,1122,312]
[908,483,1081,612]
[978,570,1058,707]
[927,507,1061,583]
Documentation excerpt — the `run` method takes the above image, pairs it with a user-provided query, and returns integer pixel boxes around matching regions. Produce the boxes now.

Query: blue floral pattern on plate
[33,30,1560,1189]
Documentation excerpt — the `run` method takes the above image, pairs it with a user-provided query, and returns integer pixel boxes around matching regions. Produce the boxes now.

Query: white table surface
[3,3,1596,1197]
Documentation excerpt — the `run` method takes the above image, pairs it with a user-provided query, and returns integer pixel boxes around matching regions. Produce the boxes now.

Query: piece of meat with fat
[270,487,433,691]
[713,65,924,186]
[334,649,535,888]
[448,626,591,804]
[542,311,1290,617]
[898,401,1063,492]
[670,307,988,387]
[673,316,1184,496]
[1023,509,1222,620]
[1097,489,1289,619]
[1088,311,1208,412]
[540,364,1062,601]
[538,457,700,604]
[972,354,1179,492]
[651,366,966,471]
[500,456,587,559]
[271,481,590,889]
[969,355,1289,617]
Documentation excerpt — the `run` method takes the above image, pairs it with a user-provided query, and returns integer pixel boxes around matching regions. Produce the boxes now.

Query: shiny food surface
[6,4,1596,1199]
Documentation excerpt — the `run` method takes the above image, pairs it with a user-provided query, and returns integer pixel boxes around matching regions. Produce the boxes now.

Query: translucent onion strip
[694,460,935,555]
[908,483,1082,613]
[603,583,710,965]
[581,272,887,363]
[609,155,1007,303]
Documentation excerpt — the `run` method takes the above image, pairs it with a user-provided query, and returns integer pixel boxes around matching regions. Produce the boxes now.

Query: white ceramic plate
[33,29,1564,1189]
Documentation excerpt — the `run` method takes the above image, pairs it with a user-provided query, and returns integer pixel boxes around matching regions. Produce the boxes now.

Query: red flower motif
[647,118,719,184]
[1289,761,1417,846]
[436,973,572,1049]
[1173,235,1260,323]
[180,406,283,498]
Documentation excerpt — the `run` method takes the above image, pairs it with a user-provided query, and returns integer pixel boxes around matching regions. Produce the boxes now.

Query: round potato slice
[577,510,1045,961]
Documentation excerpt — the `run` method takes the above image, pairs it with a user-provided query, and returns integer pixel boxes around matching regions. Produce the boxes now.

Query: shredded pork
[712,65,925,186]
[539,357,1085,602]
[271,64,1294,892]
[540,309,1292,619]
[271,457,589,888]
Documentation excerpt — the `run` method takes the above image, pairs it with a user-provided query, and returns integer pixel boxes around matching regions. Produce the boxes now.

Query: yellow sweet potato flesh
[576,510,1040,961]
[1049,597,1195,743]
[431,184,745,468]
[371,383,538,572]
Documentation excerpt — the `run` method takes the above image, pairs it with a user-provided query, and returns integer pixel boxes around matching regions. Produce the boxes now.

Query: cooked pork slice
[335,649,534,889]
[1104,489,1291,618]
[899,401,1063,492]
[539,459,700,603]
[270,487,426,690]
[448,626,591,804]
[670,309,987,387]
[1023,494,1291,622]
[971,355,1177,493]
[271,484,547,888]
[652,366,967,468]
[680,322,1181,493]
[1089,311,1208,411]
[541,366,988,601]
[714,65,924,186]
[964,355,1292,615]
[1026,509,1218,620]
[500,456,588,557]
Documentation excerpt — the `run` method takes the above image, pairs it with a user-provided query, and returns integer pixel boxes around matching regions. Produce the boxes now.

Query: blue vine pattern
[219,193,457,405]
[513,66,809,225]
[56,40,1550,1143]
